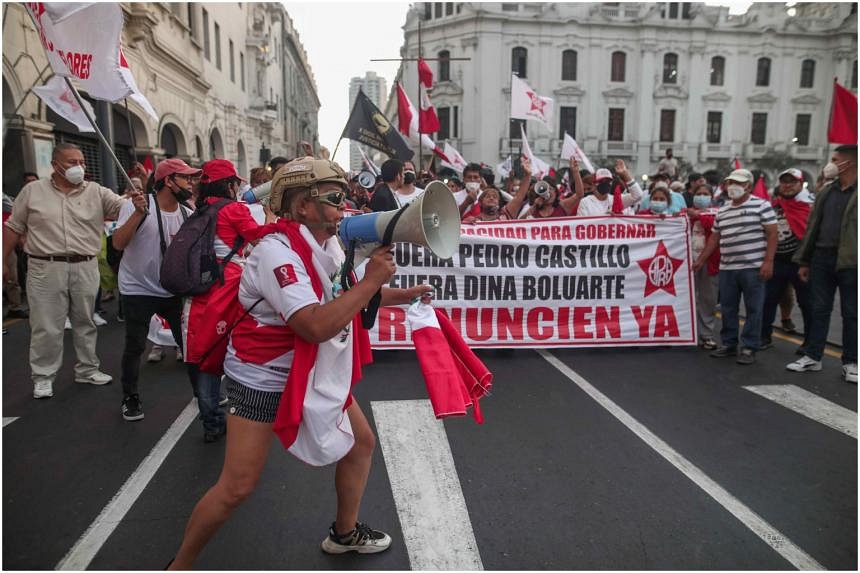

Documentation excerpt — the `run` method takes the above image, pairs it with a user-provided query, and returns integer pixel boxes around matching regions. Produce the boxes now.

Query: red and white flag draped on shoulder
[268,221,373,466]
[407,301,493,423]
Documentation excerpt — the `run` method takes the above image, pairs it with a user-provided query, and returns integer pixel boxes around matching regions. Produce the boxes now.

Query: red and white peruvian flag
[120,49,158,121]
[26,3,131,102]
[417,58,441,134]
[511,74,554,131]
[32,75,95,132]
[441,142,468,174]
[395,82,449,162]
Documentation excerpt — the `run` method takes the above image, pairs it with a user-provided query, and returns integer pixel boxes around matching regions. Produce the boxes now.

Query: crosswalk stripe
[538,349,825,571]
[372,399,483,571]
[742,384,857,439]
[3,417,20,427]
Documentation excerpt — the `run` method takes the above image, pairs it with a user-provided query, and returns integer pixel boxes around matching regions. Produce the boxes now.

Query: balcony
[790,145,825,161]
[600,140,637,157]
[600,3,641,19]
[699,143,733,160]
[743,143,770,159]
[650,142,687,160]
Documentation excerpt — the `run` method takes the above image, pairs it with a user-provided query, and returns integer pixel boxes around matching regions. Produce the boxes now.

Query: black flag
[342,89,414,161]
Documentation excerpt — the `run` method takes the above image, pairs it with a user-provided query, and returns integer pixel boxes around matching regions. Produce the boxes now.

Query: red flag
[417,58,440,134]
[395,82,413,137]
[733,157,742,170]
[752,176,769,201]
[828,79,858,144]
[611,182,624,214]
[141,156,154,173]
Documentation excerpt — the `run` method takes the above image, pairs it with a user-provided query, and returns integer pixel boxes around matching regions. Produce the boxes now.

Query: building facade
[388,2,858,177]
[2,2,320,194]
[348,71,388,171]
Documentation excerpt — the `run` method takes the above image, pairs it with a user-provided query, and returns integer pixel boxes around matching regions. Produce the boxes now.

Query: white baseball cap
[594,168,613,182]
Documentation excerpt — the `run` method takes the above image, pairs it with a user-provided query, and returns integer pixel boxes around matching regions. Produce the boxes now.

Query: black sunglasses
[317,191,346,207]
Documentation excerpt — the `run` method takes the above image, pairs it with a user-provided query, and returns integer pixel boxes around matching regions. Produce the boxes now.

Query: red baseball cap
[201,159,247,183]
[154,158,201,182]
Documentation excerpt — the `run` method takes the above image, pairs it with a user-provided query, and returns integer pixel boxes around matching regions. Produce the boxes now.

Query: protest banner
[369,216,696,348]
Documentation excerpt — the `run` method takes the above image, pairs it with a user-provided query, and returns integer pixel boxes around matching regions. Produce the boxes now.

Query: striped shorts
[225,376,282,423]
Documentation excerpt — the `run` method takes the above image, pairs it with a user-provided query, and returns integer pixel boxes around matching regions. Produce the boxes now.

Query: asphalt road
[2,303,856,571]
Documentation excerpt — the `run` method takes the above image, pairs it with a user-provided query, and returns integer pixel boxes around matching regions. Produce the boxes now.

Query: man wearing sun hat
[112,157,201,422]
[693,168,777,365]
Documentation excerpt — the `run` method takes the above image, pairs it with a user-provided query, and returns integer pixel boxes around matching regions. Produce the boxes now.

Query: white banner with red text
[369,216,696,348]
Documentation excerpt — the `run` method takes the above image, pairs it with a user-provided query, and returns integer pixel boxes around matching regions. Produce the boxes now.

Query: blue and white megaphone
[338,180,460,263]
[241,180,273,204]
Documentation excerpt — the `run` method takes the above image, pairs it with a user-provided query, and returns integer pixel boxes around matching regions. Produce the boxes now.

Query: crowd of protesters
[1,141,856,422]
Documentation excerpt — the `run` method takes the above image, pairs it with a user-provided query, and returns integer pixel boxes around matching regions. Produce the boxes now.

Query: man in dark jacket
[786,144,857,383]
[368,159,403,212]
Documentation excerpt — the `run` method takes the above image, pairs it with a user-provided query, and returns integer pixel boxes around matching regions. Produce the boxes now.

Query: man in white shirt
[576,160,644,216]
[112,158,202,423]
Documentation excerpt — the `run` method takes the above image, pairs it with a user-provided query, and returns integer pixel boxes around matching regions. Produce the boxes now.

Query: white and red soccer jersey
[223,228,353,394]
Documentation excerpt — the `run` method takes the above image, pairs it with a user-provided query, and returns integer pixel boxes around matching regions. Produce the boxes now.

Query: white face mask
[823,161,846,180]
[726,184,746,200]
[465,181,481,193]
[63,165,85,185]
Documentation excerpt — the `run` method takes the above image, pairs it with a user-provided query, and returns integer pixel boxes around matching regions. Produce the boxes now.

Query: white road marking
[372,399,483,571]
[56,399,198,571]
[3,417,20,427]
[743,384,857,439]
[538,350,825,571]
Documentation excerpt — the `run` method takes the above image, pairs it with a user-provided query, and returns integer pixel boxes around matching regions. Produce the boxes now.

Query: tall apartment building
[348,71,388,171]
[386,2,857,177]
[2,2,320,193]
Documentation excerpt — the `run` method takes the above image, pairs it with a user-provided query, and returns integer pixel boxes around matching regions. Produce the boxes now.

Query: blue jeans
[718,268,766,350]
[189,367,225,434]
[804,248,857,364]
[761,259,811,349]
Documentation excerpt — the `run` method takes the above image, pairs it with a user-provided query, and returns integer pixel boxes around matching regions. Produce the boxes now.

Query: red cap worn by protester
[201,158,247,184]
[154,157,201,182]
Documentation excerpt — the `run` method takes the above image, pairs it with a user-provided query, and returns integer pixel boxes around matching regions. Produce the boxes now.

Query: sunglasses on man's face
[317,191,346,208]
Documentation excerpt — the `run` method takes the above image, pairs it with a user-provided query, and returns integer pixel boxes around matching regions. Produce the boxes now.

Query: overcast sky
[286,1,755,168]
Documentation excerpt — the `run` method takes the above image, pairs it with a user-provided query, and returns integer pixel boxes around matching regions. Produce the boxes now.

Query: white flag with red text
[520,124,551,179]
[511,74,554,131]
[561,132,595,173]
[26,3,132,102]
[32,75,95,132]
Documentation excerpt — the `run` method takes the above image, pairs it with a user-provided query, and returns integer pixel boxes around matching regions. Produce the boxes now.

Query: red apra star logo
[637,240,684,297]
[526,90,547,117]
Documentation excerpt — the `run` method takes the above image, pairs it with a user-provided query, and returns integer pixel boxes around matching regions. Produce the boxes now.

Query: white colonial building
[388,2,857,177]
[2,2,319,193]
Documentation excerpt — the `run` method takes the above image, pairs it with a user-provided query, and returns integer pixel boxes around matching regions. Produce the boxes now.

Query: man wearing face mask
[693,168,777,365]
[576,160,644,216]
[787,145,857,383]
[3,143,136,398]
[111,158,200,421]
[760,168,812,353]
[459,162,486,218]
[368,158,404,212]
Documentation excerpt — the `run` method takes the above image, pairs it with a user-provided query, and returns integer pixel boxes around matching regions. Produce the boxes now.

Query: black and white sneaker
[122,394,145,421]
[321,521,392,554]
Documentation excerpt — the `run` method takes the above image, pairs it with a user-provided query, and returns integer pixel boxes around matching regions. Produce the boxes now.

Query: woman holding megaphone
[169,157,430,569]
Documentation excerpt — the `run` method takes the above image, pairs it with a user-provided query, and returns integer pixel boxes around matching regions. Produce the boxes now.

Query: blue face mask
[693,195,712,209]
[650,200,668,213]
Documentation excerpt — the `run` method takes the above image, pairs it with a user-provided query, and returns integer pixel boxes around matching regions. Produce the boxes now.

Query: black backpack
[159,199,243,296]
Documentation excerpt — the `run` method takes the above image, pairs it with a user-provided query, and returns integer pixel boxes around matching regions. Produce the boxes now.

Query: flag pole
[123,98,138,164]
[65,78,142,204]
[417,18,423,166]
[332,136,344,160]
[509,71,515,172]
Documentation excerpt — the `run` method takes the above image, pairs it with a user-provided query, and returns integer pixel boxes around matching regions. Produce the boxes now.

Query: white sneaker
[33,380,53,399]
[75,370,113,385]
[64,318,72,330]
[175,348,183,361]
[786,356,823,372]
[843,363,858,384]
[92,313,107,326]
[147,345,164,362]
